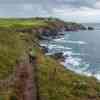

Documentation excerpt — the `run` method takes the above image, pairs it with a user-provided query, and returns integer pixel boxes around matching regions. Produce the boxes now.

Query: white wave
[61,55,92,75]
[82,72,92,77]
[66,40,86,44]
[66,48,72,50]
[52,46,71,49]
[53,38,66,43]
[53,38,64,41]
[94,74,100,80]
[48,44,57,49]
[64,56,81,66]
[53,34,70,42]
[40,43,48,47]
[46,52,54,56]
[47,44,72,51]
[61,60,93,78]
[81,72,100,81]
[61,58,100,80]
[53,39,86,45]
[63,51,73,56]
[63,51,86,57]
[71,53,86,56]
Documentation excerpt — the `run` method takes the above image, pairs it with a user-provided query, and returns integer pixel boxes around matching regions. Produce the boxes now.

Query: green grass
[0,31,24,79]
[36,53,100,100]
[0,18,48,29]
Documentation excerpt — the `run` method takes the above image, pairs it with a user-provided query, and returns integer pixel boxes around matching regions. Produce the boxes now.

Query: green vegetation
[0,18,48,29]
[36,52,100,100]
[0,18,99,100]
[0,31,24,79]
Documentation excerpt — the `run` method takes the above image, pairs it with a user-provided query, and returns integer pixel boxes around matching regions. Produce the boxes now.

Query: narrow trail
[15,56,38,100]
[0,55,39,100]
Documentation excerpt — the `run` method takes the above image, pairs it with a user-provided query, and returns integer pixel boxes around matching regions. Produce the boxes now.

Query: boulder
[51,52,64,60]
[88,27,94,30]
[41,46,48,53]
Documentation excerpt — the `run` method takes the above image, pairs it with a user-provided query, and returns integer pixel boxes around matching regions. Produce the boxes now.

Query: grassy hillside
[0,19,48,32]
[36,52,100,100]
[0,31,25,79]
[0,18,100,100]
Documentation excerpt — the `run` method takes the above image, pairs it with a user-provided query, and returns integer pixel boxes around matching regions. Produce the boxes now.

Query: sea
[40,23,100,80]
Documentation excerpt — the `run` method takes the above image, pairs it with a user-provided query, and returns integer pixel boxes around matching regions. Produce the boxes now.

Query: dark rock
[51,52,64,59]
[41,46,48,53]
[88,27,94,30]
[15,19,88,41]
[65,24,87,31]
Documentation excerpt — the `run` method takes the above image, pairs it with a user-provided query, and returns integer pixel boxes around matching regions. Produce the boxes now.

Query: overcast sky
[0,0,100,22]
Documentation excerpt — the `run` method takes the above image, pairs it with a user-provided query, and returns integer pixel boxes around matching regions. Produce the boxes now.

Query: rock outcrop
[16,19,87,40]
[88,26,94,30]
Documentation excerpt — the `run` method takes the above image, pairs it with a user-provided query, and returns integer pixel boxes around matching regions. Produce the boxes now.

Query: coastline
[1,18,100,100]
[39,27,100,81]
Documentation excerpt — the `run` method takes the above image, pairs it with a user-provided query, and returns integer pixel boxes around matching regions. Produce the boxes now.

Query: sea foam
[66,40,86,44]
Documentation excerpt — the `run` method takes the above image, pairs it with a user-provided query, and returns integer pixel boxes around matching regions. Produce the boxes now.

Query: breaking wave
[40,32,100,80]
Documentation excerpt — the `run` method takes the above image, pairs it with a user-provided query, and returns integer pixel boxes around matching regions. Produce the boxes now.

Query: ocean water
[40,23,100,80]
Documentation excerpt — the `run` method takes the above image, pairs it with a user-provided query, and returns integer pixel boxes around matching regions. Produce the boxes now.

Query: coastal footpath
[0,18,99,100]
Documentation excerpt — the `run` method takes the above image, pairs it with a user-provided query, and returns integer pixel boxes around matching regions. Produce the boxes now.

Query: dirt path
[15,56,38,100]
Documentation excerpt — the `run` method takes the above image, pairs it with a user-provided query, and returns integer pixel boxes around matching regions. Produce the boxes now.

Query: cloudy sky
[0,0,100,22]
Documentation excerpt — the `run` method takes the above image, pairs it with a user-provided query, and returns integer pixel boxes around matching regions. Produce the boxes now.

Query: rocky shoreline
[16,18,94,40]
[38,21,94,64]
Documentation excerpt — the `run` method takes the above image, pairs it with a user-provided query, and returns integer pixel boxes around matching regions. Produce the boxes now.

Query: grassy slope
[0,18,48,29]
[0,18,100,100]
[37,52,100,100]
[0,18,48,99]
[0,31,25,79]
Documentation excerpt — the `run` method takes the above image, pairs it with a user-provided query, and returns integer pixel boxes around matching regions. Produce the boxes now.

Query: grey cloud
[0,0,97,7]
[0,0,99,9]
[55,0,97,7]
[0,3,50,17]
[0,0,100,22]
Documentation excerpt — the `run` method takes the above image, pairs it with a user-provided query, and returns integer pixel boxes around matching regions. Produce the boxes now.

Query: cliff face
[15,18,87,39]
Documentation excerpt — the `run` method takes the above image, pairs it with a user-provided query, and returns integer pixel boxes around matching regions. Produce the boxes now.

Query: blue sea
[40,23,100,80]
